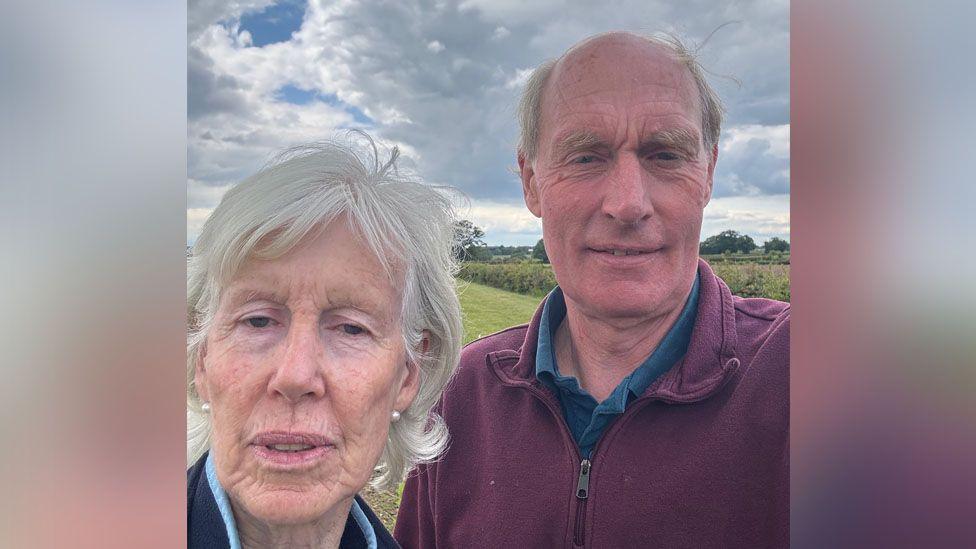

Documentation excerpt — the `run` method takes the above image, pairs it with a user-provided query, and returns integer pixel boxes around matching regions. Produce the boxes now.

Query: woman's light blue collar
[350,497,378,549]
[205,453,242,549]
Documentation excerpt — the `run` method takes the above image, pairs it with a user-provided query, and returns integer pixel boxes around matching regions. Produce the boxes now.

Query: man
[396,32,788,548]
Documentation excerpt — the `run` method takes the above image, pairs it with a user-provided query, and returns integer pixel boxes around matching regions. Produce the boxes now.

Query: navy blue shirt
[535,272,700,457]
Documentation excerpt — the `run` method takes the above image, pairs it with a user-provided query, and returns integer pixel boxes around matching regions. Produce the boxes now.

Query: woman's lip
[250,444,333,467]
[250,431,333,446]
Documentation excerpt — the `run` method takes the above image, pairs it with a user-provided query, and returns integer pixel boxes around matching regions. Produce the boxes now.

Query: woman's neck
[235,497,354,549]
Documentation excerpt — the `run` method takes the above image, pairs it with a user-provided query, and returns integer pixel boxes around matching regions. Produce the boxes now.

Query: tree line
[455,221,788,263]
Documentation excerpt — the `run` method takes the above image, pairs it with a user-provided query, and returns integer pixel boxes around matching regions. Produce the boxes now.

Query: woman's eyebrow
[224,287,284,307]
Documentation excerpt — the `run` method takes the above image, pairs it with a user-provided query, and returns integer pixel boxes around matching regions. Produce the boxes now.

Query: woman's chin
[238,487,350,526]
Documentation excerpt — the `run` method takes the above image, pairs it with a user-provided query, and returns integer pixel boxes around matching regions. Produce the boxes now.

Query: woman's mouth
[249,432,335,467]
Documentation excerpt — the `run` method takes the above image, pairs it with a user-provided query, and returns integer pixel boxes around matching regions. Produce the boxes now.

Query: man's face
[520,36,716,320]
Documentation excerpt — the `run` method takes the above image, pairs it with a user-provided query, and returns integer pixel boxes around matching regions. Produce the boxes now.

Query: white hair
[186,132,463,491]
[517,31,726,160]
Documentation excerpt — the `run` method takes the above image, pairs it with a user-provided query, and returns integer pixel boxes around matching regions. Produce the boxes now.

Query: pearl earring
[201,402,211,413]
[391,410,401,422]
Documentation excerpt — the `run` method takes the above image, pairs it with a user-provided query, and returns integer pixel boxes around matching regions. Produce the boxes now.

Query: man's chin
[570,289,673,320]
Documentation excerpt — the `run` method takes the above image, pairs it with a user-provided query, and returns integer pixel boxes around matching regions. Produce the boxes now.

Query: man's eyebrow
[549,131,610,159]
[641,128,702,156]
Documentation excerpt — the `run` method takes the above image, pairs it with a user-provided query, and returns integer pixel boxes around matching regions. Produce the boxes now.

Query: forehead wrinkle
[221,262,397,320]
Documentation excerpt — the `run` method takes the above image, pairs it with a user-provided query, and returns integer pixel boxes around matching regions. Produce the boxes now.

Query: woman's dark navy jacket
[187,453,399,548]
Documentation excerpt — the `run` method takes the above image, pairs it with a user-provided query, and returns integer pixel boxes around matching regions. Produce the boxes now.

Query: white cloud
[505,67,534,89]
[713,124,790,197]
[703,195,791,243]
[459,0,566,24]
[462,201,540,233]
[187,180,232,209]
[492,26,511,40]
[723,124,790,157]
[187,0,788,245]
[187,208,215,245]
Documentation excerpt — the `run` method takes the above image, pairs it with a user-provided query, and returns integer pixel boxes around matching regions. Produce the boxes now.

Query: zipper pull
[576,459,591,499]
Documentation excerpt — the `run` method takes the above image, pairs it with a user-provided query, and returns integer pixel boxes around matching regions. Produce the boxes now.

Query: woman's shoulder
[345,495,400,549]
[187,452,231,549]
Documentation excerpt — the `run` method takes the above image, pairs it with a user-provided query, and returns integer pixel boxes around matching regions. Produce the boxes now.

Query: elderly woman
[186,134,462,549]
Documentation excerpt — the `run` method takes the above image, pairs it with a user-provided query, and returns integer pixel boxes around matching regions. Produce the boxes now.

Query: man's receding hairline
[517,31,725,162]
[540,35,700,131]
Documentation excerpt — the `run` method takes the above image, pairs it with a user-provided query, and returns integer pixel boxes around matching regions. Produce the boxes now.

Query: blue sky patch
[238,0,307,47]
[274,86,373,125]
[276,84,316,105]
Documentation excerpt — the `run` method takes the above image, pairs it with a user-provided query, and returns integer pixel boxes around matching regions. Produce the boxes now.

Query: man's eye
[573,155,598,164]
[651,151,681,161]
[244,317,273,328]
[341,324,365,335]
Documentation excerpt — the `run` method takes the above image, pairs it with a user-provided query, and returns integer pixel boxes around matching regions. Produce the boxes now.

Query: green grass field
[457,280,542,344]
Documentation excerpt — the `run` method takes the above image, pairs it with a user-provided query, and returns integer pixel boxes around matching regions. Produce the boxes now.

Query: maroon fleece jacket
[395,259,789,548]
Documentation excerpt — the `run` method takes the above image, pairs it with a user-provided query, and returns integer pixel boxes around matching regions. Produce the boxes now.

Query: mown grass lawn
[363,282,540,531]
[457,280,542,344]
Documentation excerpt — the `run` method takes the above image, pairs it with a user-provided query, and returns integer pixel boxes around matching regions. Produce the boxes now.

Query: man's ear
[394,333,427,412]
[703,143,718,206]
[518,151,543,218]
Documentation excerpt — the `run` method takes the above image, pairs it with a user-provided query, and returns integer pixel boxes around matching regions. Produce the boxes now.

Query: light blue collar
[350,496,378,549]
[205,453,242,549]
[205,453,376,549]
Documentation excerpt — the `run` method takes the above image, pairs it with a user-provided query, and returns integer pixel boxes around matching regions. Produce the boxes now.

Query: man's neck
[235,497,353,549]
[553,297,687,403]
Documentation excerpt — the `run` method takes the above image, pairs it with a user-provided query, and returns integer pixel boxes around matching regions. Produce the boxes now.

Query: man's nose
[268,323,327,403]
[602,154,653,224]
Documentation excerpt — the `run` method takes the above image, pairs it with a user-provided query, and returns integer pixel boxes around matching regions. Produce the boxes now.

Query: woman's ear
[194,342,211,404]
[394,332,428,412]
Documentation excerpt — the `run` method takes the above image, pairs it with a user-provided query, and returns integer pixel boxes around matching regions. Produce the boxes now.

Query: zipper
[519,384,672,547]
[519,384,589,546]
[500,354,732,547]
[573,458,591,546]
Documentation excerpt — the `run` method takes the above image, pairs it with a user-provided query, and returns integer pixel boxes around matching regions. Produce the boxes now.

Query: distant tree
[532,238,549,264]
[763,237,790,253]
[699,230,758,254]
[454,219,487,261]
[738,234,758,253]
[509,248,528,260]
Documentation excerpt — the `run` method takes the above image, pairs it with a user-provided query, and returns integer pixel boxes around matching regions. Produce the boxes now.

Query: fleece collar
[491,258,740,403]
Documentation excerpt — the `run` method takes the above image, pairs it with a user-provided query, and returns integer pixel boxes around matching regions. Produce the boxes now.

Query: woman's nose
[267,324,326,402]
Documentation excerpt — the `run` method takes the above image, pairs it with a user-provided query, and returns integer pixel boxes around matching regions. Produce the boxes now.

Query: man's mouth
[590,246,658,256]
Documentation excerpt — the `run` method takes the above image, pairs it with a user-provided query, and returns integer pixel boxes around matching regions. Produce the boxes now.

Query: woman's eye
[244,317,273,328]
[341,324,364,335]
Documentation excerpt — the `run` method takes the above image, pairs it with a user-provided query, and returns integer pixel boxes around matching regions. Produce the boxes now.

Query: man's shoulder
[731,295,790,323]
[460,323,530,364]
[729,295,790,361]
[444,323,531,388]
[439,323,532,413]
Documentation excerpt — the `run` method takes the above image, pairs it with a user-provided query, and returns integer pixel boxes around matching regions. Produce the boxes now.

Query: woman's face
[196,220,419,526]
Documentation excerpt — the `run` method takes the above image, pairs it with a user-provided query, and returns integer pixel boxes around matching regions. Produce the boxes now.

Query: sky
[187,0,789,246]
